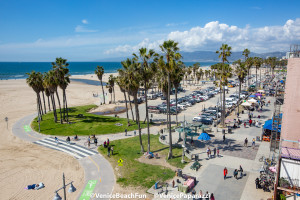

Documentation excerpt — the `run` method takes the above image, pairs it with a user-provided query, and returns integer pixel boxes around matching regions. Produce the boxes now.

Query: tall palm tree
[268,57,277,76]
[245,57,253,87]
[242,49,250,62]
[133,47,158,153]
[26,71,44,129]
[45,88,51,111]
[253,57,263,89]
[43,71,59,122]
[160,40,181,159]
[233,59,247,114]
[216,44,232,127]
[121,59,135,121]
[95,66,106,104]
[126,59,144,152]
[116,75,130,125]
[106,75,116,103]
[192,63,200,84]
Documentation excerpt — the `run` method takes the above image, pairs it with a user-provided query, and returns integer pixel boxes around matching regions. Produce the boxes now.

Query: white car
[193,116,202,121]
[177,104,187,110]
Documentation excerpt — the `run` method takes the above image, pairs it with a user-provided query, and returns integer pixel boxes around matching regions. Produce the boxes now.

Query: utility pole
[63,173,66,200]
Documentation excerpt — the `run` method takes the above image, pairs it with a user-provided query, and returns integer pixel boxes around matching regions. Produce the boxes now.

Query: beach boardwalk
[33,137,97,159]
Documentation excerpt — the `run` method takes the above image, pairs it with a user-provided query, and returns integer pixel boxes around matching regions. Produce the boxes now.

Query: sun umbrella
[248,98,257,103]
[257,89,265,93]
[241,101,251,106]
[249,95,256,98]
[187,132,199,137]
[197,132,211,141]
[255,93,262,96]
[176,127,192,133]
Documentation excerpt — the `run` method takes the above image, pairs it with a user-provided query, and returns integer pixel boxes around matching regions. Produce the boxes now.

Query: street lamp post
[53,173,76,200]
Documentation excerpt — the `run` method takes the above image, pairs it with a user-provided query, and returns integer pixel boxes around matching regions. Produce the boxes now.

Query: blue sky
[0,0,300,61]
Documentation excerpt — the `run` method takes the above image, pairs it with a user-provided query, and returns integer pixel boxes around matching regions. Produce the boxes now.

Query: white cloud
[75,25,98,33]
[106,19,300,55]
[82,19,88,24]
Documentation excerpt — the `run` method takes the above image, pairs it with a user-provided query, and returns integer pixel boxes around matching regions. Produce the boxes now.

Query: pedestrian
[223,134,225,143]
[205,191,209,200]
[223,167,228,180]
[217,148,220,157]
[244,122,246,128]
[125,128,127,136]
[206,147,210,159]
[213,148,216,158]
[134,130,136,136]
[239,165,243,178]
[104,141,107,148]
[237,112,239,118]
[251,112,253,118]
[111,146,114,155]
[258,115,261,119]
[107,138,110,146]
[244,138,248,147]
[172,180,175,188]
[252,138,256,148]
[94,137,98,146]
[249,119,252,127]
[255,120,259,127]
[255,177,260,189]
[210,193,215,200]
[107,146,111,157]
[234,169,238,179]
[55,137,59,145]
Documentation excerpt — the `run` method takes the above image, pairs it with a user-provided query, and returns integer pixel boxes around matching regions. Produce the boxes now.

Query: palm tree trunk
[38,94,43,120]
[47,95,51,111]
[42,91,47,114]
[167,73,172,159]
[55,90,63,124]
[123,91,130,125]
[110,92,112,104]
[113,87,116,103]
[144,87,150,153]
[62,89,66,121]
[64,89,69,122]
[222,87,226,127]
[256,68,258,89]
[128,93,135,122]
[238,80,241,114]
[51,94,57,122]
[134,94,144,153]
[36,93,41,132]
[101,80,106,104]
[175,88,178,126]
[248,69,250,87]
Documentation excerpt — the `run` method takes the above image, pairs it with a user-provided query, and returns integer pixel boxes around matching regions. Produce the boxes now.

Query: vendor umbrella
[249,95,256,98]
[255,93,262,96]
[197,132,211,141]
[241,101,251,106]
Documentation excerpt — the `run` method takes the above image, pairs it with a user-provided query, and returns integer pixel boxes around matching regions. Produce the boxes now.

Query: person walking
[94,137,98,146]
[111,146,114,155]
[252,138,256,148]
[55,137,59,145]
[134,130,136,136]
[217,148,220,157]
[125,128,127,136]
[223,167,228,180]
[87,136,91,148]
[213,148,216,158]
[223,134,225,143]
[206,147,210,159]
[244,138,248,147]
[107,138,110,146]
[107,146,111,157]
[172,180,175,188]
[249,119,252,127]
[244,122,246,128]
[255,177,260,189]
[239,165,244,178]
[234,169,238,180]
[210,193,215,200]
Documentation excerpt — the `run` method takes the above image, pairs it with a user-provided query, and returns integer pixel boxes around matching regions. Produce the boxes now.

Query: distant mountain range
[97,51,286,62]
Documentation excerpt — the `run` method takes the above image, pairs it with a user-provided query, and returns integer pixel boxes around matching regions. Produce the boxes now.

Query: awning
[263,119,281,132]
[197,132,211,141]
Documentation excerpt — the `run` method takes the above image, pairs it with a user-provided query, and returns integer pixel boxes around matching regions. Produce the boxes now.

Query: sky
[0,0,300,61]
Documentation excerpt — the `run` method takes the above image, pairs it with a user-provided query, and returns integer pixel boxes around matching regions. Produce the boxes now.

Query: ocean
[0,61,218,80]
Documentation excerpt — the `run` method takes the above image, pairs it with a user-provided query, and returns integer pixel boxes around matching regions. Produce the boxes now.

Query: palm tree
[121,59,135,121]
[26,71,44,130]
[216,44,232,127]
[245,57,253,87]
[106,75,116,103]
[133,47,158,153]
[95,66,106,104]
[126,59,144,152]
[43,71,58,122]
[268,57,277,76]
[160,40,181,159]
[192,63,200,84]
[233,59,247,114]
[116,75,130,125]
[253,57,263,89]
[45,88,51,111]
[242,49,250,62]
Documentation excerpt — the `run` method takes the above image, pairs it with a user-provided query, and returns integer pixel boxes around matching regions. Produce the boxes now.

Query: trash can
[228,128,232,134]
[222,129,225,134]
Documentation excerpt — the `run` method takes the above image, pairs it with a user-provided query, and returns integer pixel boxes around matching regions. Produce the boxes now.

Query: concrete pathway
[12,114,115,200]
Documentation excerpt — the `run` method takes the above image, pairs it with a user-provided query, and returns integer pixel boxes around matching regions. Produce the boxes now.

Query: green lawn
[98,134,189,189]
[31,105,148,136]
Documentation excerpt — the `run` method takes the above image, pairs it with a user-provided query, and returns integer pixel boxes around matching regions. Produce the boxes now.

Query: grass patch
[98,134,189,189]
[32,105,148,136]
